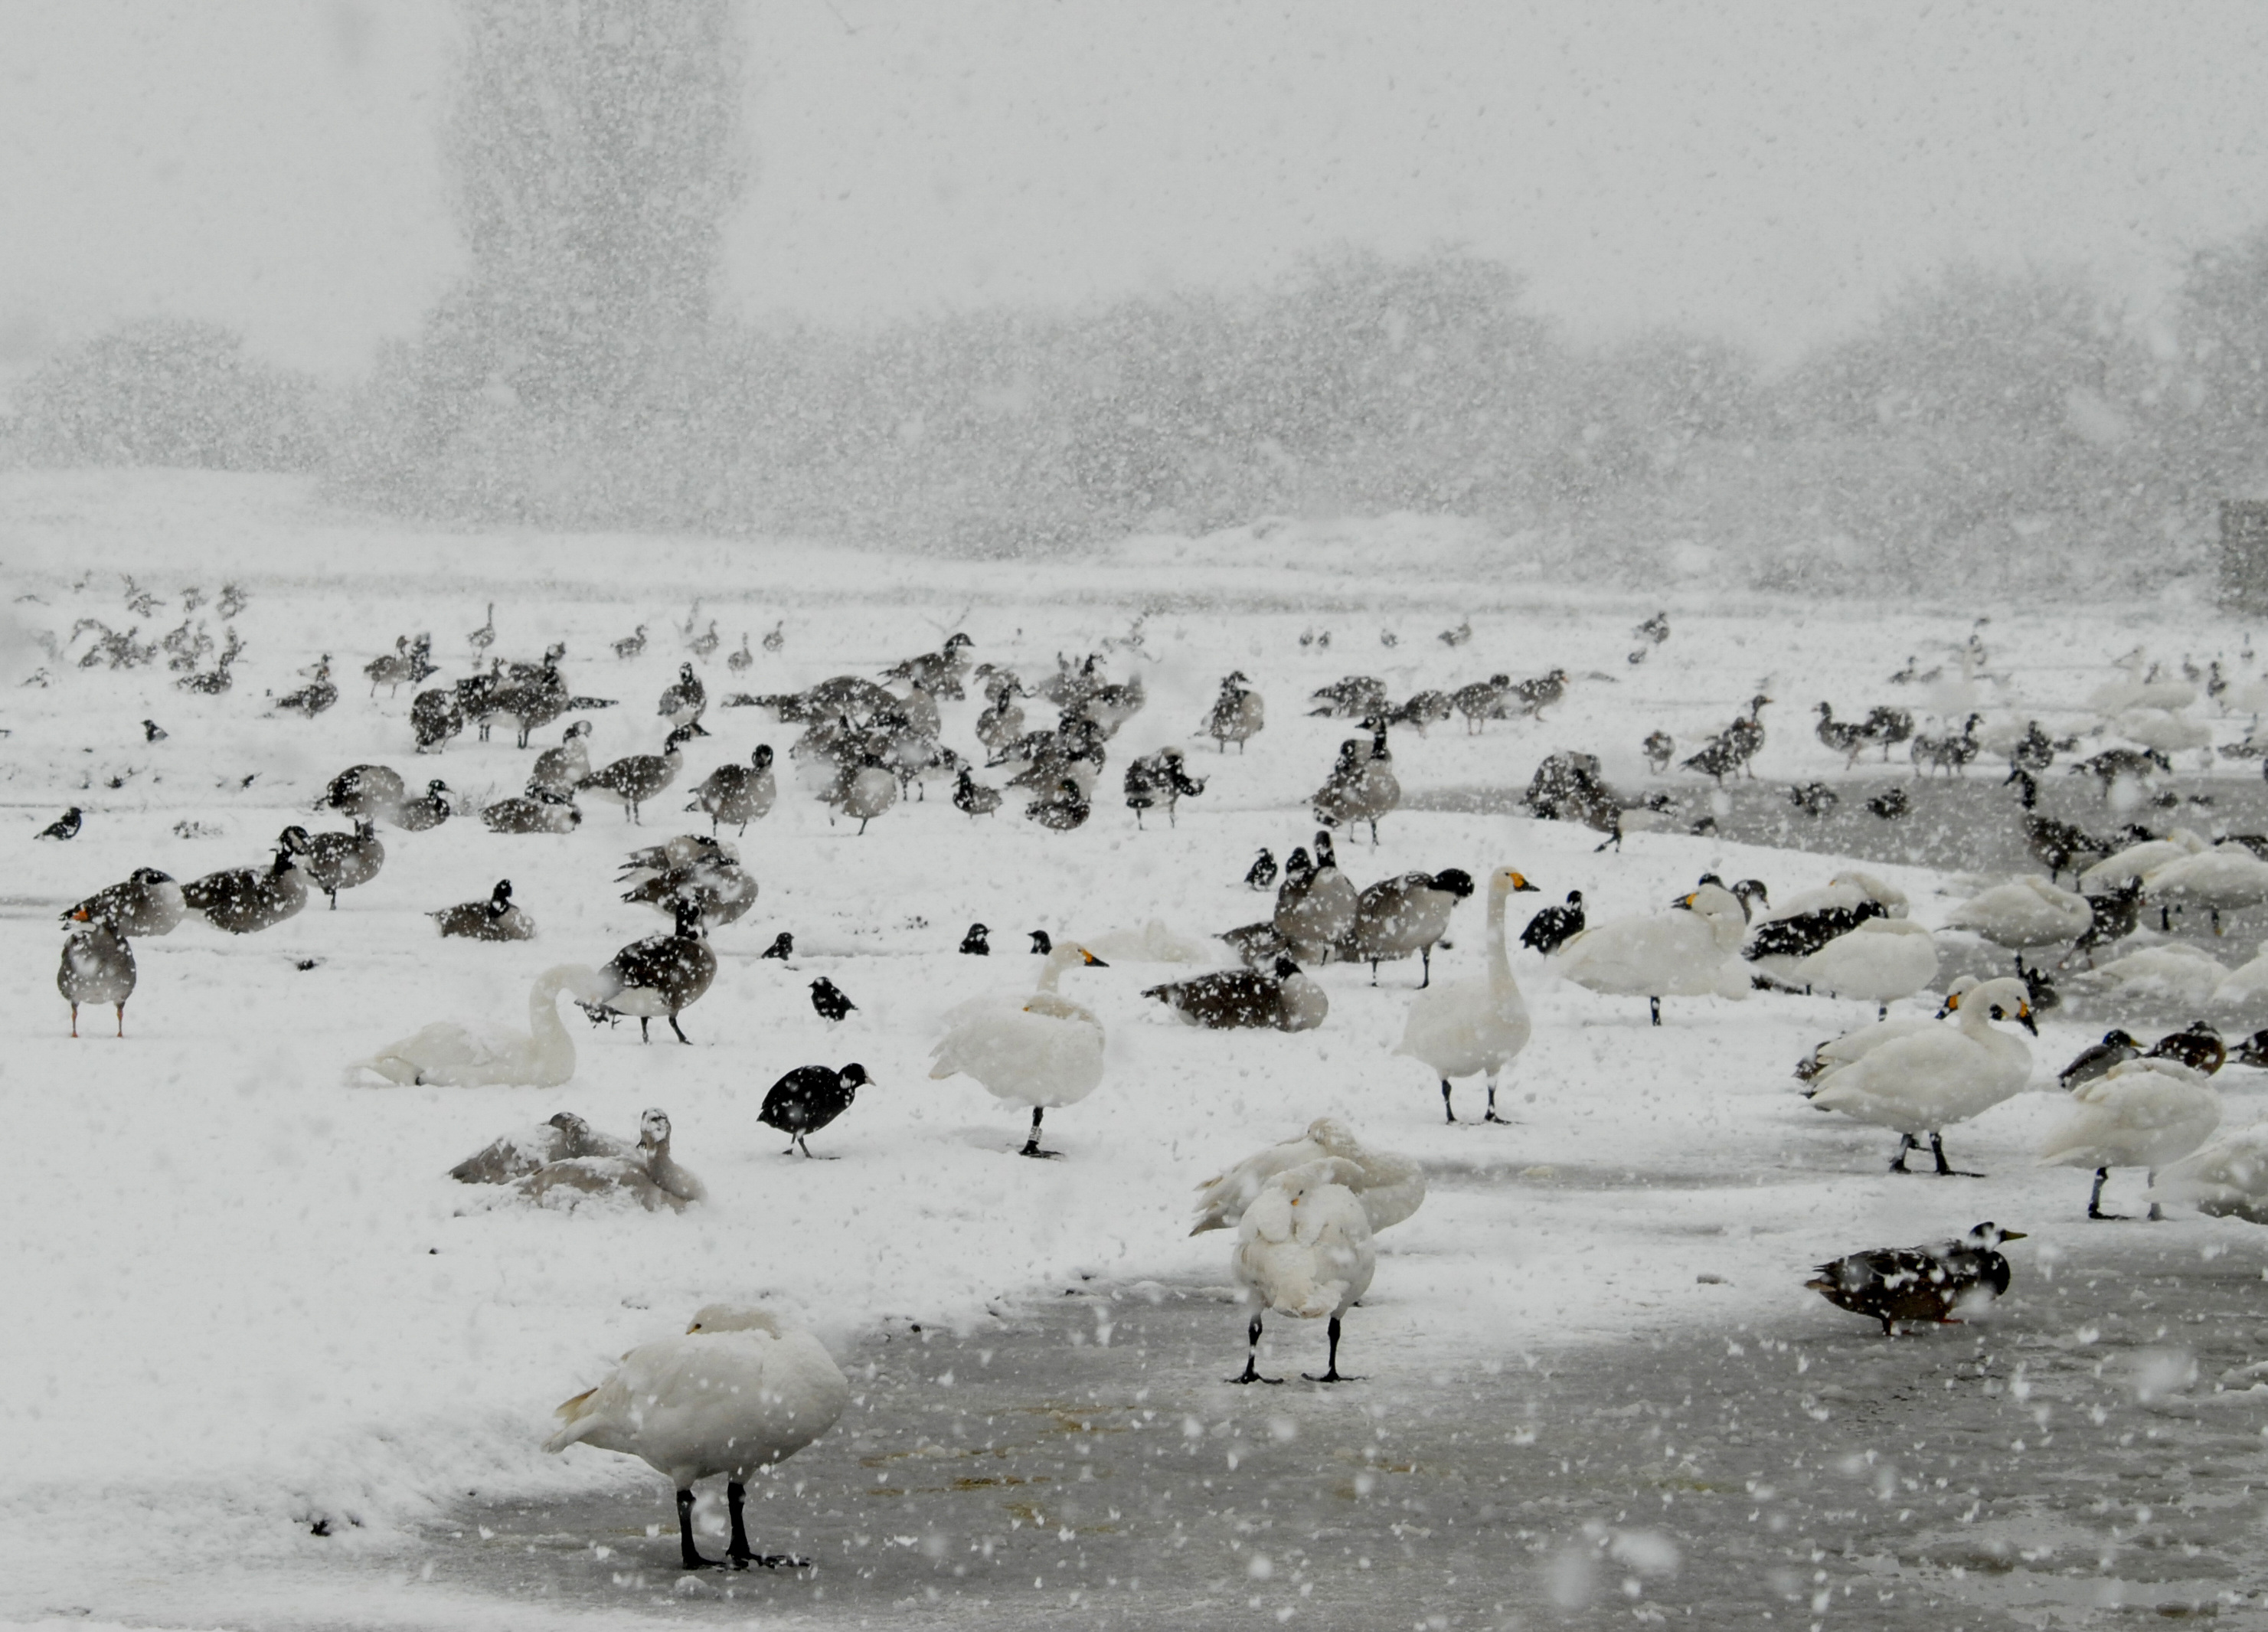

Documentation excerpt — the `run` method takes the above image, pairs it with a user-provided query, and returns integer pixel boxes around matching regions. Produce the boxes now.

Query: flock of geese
[41,586,2268,1571]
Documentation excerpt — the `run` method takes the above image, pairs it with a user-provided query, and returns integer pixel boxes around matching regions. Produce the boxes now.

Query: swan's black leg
[1440,1078,1456,1123]
[638,1017,651,1043]
[1483,1075,1508,1123]
[1419,946,1432,988]
[1649,996,1662,1026]
[678,1487,720,1569]
[1931,1131,1982,1177]
[1019,1106,1058,1158]
[2087,1166,2129,1219]
[1229,1314,1280,1385]
[668,1015,690,1045]
[1888,1133,1916,1172]
[1303,1316,1360,1383]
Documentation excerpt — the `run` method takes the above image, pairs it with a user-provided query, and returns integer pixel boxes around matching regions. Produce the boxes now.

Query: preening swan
[2038,1058,2220,1220]
[1228,1159,1377,1385]
[930,943,1109,1156]
[544,1304,850,1570]
[1191,1118,1425,1235]
[1396,865,1535,1121]
[1554,881,1750,1026]
[352,964,601,1087]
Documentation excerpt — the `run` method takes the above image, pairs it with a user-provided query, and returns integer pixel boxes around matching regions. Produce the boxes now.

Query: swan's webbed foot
[1301,1318,1358,1382]
[1228,1359,1281,1385]
[668,1015,691,1044]
[1930,1132,1983,1177]
[678,1488,722,1570]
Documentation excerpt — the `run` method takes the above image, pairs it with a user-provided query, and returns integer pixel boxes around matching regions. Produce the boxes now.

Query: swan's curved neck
[528,970,582,1068]
[1034,949,1077,995]
[1485,882,1515,989]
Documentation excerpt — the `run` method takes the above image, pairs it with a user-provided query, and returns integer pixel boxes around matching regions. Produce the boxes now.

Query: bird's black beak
[2018,1004,2038,1035]
[1998,1230,2028,1241]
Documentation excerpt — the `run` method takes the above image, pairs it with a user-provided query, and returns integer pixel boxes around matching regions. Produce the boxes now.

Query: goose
[58,915,136,1037]
[1191,1118,1426,1236]
[353,964,601,1087]
[619,834,729,878]
[2011,770,2119,883]
[1805,974,2036,1174]
[578,723,708,823]
[835,758,899,833]
[1123,746,1206,828]
[1228,1159,1375,1385]
[582,899,716,1043]
[322,764,407,822]
[293,821,384,909]
[686,745,776,836]
[521,1107,707,1212]
[2070,746,2172,796]
[528,720,596,801]
[432,879,536,941]
[1910,713,1982,777]
[2145,846,2268,935]
[1244,849,1277,891]
[759,1063,874,1156]
[1451,675,1511,734]
[482,793,581,834]
[1792,975,1981,1083]
[1519,890,1584,956]
[975,679,1028,754]
[1204,671,1265,753]
[1396,865,1536,1120]
[613,625,648,661]
[1309,676,1391,719]
[2038,1058,2221,1220]
[1945,875,2093,957]
[1806,1223,2025,1336]
[659,662,707,726]
[1554,882,1751,1026]
[727,633,753,673]
[1511,668,1568,720]
[1313,723,1399,843]
[1025,777,1090,832]
[393,779,454,832]
[929,943,1109,1157]
[952,766,1002,818]
[2145,1122,2268,1222]
[1221,921,1292,970]
[274,659,336,718]
[1757,917,1941,1015]
[1394,689,1453,735]
[449,1111,629,1184]
[884,632,975,698]
[183,844,308,934]
[620,847,756,930]
[1338,868,1475,986]
[1814,703,1871,767]
[1143,957,1328,1032]
[1274,832,1359,964]
[2058,1029,2142,1089]
[61,868,183,938]
[410,686,465,753]
[544,1304,849,1571]
[485,650,572,748]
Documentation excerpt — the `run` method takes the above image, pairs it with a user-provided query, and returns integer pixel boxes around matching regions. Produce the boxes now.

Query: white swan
[1794,975,1978,1086]
[1553,881,1751,1026]
[2145,1121,2268,1223]
[1191,1117,1426,1235]
[2078,829,2206,896]
[1944,876,2093,952]
[2038,1058,2220,1220]
[1228,1158,1376,1385]
[1757,917,1940,1012]
[1397,865,1533,1120]
[2214,940,2268,1009]
[2090,649,2197,715]
[929,942,1109,1156]
[2113,708,2211,756]
[2145,847,2268,935]
[352,964,600,1087]
[1762,871,1908,922]
[1074,919,1215,963]
[544,1304,850,1571]
[2085,942,2228,1008]
[1806,974,2036,1174]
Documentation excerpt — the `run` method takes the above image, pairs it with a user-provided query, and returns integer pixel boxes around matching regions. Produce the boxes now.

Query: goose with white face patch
[544,1305,849,1571]
[1806,974,2037,1175]
[352,963,602,1087]
[1396,866,1537,1121]
[1553,881,1751,1027]
[2038,1058,2220,1220]
[1228,1159,1376,1385]
[930,943,1109,1157]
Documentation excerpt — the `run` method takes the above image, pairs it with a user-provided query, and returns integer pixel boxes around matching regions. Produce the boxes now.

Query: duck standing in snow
[1806,1223,2025,1336]
[1228,1159,1376,1385]
[544,1305,849,1571]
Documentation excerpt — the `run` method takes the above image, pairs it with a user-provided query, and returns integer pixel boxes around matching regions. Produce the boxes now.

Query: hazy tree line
[7,0,2268,594]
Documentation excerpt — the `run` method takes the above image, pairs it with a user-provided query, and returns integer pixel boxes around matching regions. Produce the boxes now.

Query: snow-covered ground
[8,469,2268,1625]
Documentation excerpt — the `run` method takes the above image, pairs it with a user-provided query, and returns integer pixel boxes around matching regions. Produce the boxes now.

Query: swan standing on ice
[2038,1058,2220,1220]
[1228,1159,1377,1385]
[2146,1122,2268,1222]
[1806,975,2036,1175]
[1554,881,1751,1026]
[930,943,1109,1156]
[1396,866,1537,1121]
[352,963,601,1087]
[1191,1118,1426,1235]
[544,1305,849,1571]
[1757,917,1940,1016]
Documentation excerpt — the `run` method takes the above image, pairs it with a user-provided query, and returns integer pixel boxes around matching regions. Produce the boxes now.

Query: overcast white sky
[4,0,2266,377]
